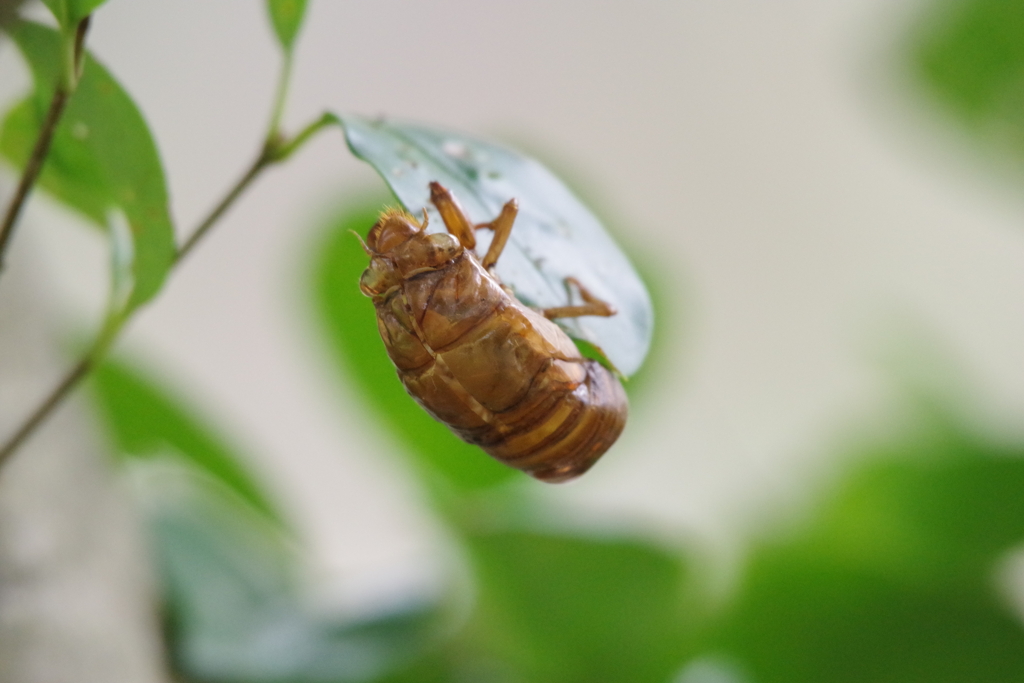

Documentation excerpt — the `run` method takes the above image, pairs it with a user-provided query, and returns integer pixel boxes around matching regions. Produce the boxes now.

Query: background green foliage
[912,0,1024,161]
[83,196,1024,682]
[709,428,1024,683]
[41,0,105,29]
[91,360,287,530]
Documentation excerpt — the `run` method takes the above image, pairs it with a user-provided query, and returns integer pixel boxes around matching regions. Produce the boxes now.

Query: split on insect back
[339,116,654,481]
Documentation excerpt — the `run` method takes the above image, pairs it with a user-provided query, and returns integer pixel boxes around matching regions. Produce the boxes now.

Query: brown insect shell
[361,210,627,483]
[359,211,461,297]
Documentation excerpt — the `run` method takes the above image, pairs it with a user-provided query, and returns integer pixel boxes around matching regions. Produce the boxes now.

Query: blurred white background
[3,0,1024,616]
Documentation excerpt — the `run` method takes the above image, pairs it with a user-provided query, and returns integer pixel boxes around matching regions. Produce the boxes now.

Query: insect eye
[359,258,394,296]
[425,232,460,256]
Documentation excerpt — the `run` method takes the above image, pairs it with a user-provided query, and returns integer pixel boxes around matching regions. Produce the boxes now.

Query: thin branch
[266,51,293,138]
[267,112,338,163]
[0,88,69,268]
[0,16,90,273]
[177,112,340,262]
[175,146,272,263]
[0,113,338,467]
[0,355,92,468]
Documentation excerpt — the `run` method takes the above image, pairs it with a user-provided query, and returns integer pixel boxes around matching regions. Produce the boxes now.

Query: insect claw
[420,208,429,230]
[541,277,616,319]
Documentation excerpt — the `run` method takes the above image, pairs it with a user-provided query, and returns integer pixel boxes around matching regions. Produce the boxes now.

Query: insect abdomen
[473,358,627,482]
[377,252,627,482]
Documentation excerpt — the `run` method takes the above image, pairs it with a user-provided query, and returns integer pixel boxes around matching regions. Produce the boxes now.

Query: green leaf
[39,0,68,26]
[339,115,654,377]
[0,97,108,224]
[910,0,1024,159]
[706,428,1024,683]
[91,356,440,682]
[151,479,438,683]
[374,531,695,683]
[266,0,308,52]
[3,21,175,309]
[715,553,1024,683]
[311,199,518,491]
[68,0,105,19]
[463,531,692,683]
[89,358,287,530]
[40,0,105,27]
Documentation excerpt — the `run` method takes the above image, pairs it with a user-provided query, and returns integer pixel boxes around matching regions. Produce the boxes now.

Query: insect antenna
[350,230,373,255]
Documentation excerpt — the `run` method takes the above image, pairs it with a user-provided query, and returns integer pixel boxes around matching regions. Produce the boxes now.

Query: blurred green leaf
[90,358,287,530]
[91,356,439,682]
[379,530,695,683]
[706,428,1024,683]
[911,0,1024,157]
[152,479,438,683]
[39,0,68,26]
[2,21,175,309]
[714,550,1024,683]
[340,115,654,377]
[465,531,693,683]
[266,0,308,52]
[41,0,104,27]
[69,0,105,19]
[0,97,108,224]
[311,199,518,491]
[808,442,1024,585]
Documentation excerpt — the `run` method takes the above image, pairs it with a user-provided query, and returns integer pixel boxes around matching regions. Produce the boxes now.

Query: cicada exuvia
[358,182,626,483]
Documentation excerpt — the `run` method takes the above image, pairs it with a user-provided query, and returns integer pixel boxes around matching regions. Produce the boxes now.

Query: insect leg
[541,277,617,319]
[429,182,476,249]
[477,198,518,269]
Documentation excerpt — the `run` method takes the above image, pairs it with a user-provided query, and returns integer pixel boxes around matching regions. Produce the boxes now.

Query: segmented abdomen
[373,252,627,482]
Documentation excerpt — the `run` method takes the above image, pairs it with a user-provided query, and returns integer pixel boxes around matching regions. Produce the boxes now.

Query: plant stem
[0,16,90,274]
[0,356,91,467]
[174,146,273,264]
[267,112,338,163]
[0,311,119,469]
[0,88,67,263]
[0,113,338,468]
[266,51,293,138]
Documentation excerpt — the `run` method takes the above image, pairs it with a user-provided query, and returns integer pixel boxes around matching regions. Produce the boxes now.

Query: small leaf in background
[90,357,286,531]
[340,115,654,377]
[704,426,1024,683]
[91,356,440,682]
[377,530,695,683]
[266,0,308,52]
[910,0,1024,157]
[40,0,105,27]
[67,0,105,20]
[39,0,68,26]
[2,21,175,309]
[311,199,518,491]
[463,531,693,683]
[149,472,438,683]
[0,97,108,224]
